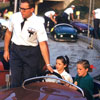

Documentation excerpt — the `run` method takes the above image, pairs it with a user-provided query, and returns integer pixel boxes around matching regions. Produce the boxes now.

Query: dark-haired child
[54,55,73,83]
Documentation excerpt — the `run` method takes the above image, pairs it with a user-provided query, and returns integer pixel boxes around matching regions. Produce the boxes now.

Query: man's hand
[47,65,53,73]
[3,29,12,62]
[39,41,53,73]
[3,51,10,62]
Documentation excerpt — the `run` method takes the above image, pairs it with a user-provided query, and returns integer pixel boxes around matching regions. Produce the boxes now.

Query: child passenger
[74,59,94,100]
[54,55,73,83]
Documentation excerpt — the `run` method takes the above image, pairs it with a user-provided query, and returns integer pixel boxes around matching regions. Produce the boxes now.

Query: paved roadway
[0,37,100,78]
[48,37,100,78]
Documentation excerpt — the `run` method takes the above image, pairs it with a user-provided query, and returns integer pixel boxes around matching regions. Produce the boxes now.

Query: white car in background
[0,17,9,39]
[0,17,9,29]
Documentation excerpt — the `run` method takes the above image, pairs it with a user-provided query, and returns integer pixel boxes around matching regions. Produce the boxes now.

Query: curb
[78,35,100,53]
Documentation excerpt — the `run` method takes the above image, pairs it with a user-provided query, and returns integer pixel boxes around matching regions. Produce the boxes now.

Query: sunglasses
[19,7,31,11]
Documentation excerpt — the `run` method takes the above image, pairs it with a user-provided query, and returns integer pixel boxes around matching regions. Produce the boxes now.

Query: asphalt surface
[0,36,100,78]
[48,36,100,78]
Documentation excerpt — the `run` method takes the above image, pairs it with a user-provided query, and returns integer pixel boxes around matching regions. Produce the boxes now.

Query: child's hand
[74,81,78,86]
[60,76,70,86]
[69,81,78,90]
[62,76,65,80]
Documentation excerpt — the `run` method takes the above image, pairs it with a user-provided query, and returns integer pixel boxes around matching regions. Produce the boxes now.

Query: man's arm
[39,41,53,73]
[3,29,12,62]
[71,13,74,21]
[92,10,96,19]
[50,14,57,24]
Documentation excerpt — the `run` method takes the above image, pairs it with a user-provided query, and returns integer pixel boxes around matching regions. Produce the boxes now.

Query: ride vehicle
[0,71,87,100]
[0,50,9,87]
[0,50,86,100]
[50,23,78,42]
[71,21,94,36]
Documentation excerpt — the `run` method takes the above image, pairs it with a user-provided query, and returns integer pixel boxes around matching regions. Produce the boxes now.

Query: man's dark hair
[56,55,69,73]
[21,0,38,8]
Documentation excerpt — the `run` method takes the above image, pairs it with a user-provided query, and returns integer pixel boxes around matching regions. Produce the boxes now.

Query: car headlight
[60,35,63,37]
[71,35,74,38]
[82,30,85,32]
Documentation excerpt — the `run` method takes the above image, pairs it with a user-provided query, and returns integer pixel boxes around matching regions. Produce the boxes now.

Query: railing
[22,76,85,97]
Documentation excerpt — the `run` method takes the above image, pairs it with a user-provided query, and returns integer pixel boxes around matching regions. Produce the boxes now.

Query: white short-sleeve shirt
[54,69,73,83]
[64,7,73,15]
[44,11,55,18]
[94,8,100,19]
[8,12,48,46]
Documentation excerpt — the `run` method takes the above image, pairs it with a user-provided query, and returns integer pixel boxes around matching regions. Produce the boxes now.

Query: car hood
[55,26,77,35]
[71,21,93,30]
[0,82,86,100]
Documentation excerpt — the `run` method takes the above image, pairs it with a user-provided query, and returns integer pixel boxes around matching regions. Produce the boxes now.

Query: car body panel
[50,23,78,42]
[0,81,87,100]
[71,21,94,35]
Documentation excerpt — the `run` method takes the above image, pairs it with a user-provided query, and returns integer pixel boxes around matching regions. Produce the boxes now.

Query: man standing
[3,0,53,88]
[62,5,75,24]
[92,8,100,39]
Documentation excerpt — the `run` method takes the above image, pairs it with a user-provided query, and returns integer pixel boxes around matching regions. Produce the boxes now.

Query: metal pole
[92,0,95,26]
[87,0,94,49]
[19,0,21,11]
[93,0,95,10]
[87,0,92,37]
[14,0,18,13]
[35,3,38,15]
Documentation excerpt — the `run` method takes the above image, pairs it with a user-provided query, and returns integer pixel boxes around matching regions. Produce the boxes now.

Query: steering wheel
[43,70,63,83]
[44,70,62,79]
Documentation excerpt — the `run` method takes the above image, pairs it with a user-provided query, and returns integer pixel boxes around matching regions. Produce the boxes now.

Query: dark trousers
[94,19,100,39]
[62,13,70,24]
[44,16,55,31]
[10,43,40,88]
